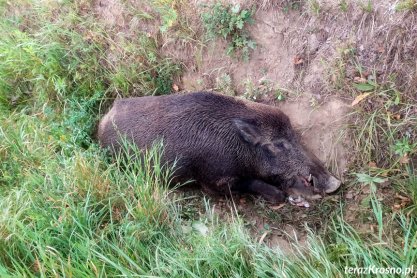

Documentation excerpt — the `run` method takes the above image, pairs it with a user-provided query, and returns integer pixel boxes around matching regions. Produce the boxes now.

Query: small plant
[243,78,275,101]
[275,89,286,101]
[282,0,303,13]
[215,73,235,96]
[359,0,373,13]
[394,137,416,157]
[355,173,387,188]
[355,173,386,238]
[201,3,256,61]
[243,79,260,101]
[339,0,348,12]
[308,0,321,15]
[151,0,178,32]
[396,0,417,11]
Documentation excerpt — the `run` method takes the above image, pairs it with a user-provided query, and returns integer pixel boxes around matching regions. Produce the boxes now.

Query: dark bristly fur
[98,92,341,203]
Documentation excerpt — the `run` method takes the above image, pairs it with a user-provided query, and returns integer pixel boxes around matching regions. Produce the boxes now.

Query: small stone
[308,34,320,54]
[345,192,354,199]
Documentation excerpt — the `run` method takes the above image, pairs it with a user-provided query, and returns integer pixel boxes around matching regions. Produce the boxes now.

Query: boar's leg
[238,179,286,204]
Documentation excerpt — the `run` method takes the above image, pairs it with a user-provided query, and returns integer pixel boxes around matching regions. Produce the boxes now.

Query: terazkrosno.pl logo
[345,265,414,275]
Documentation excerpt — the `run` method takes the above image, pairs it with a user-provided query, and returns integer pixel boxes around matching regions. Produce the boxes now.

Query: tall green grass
[1,124,416,276]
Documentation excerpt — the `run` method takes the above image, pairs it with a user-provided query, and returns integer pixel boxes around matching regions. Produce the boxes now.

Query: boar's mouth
[286,174,322,200]
[271,172,341,199]
[297,174,318,191]
[301,174,341,192]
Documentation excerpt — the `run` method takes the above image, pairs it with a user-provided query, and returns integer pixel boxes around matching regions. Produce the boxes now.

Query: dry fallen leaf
[293,55,304,65]
[353,76,367,83]
[399,154,410,164]
[396,194,411,202]
[345,191,354,199]
[270,203,285,210]
[392,194,411,211]
[393,114,402,120]
[351,92,372,106]
[392,203,404,211]
[258,231,269,244]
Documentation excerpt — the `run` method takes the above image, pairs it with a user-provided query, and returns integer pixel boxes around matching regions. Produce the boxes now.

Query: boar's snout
[311,172,341,194]
[324,175,341,193]
[307,152,342,195]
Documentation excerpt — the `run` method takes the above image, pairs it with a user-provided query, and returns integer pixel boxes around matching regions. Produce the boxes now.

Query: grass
[359,0,374,13]
[326,37,417,270]
[338,0,349,12]
[1,0,417,276]
[396,0,417,11]
[308,0,321,15]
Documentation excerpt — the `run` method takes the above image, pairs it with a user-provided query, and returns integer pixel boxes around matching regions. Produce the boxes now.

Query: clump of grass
[0,118,176,275]
[0,0,182,110]
[396,0,417,11]
[359,0,374,13]
[350,84,417,169]
[0,21,106,110]
[328,45,417,170]
[308,0,321,15]
[201,3,256,61]
[109,34,181,96]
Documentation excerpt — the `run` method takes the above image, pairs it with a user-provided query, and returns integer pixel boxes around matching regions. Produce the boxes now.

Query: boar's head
[233,114,341,195]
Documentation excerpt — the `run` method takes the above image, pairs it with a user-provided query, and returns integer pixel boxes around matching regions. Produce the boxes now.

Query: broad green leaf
[353,82,375,92]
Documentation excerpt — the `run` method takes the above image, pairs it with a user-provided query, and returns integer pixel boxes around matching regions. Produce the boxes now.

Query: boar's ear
[233,118,262,145]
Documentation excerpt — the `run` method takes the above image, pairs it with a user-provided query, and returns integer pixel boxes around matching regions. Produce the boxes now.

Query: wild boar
[97,92,341,204]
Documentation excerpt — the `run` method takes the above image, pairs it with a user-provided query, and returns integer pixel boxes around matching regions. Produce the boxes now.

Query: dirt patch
[276,96,351,178]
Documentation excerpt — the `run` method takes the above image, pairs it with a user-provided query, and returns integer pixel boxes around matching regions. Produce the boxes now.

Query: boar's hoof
[264,190,286,204]
[240,179,286,204]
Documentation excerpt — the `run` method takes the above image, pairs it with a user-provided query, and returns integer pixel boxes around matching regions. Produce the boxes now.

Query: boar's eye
[262,140,290,156]
[262,144,278,156]
[274,140,290,151]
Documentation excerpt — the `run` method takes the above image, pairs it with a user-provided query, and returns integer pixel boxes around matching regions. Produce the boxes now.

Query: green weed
[339,0,348,12]
[359,0,374,13]
[275,89,286,102]
[215,73,235,96]
[308,0,321,15]
[394,137,417,157]
[151,0,179,32]
[201,3,256,61]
